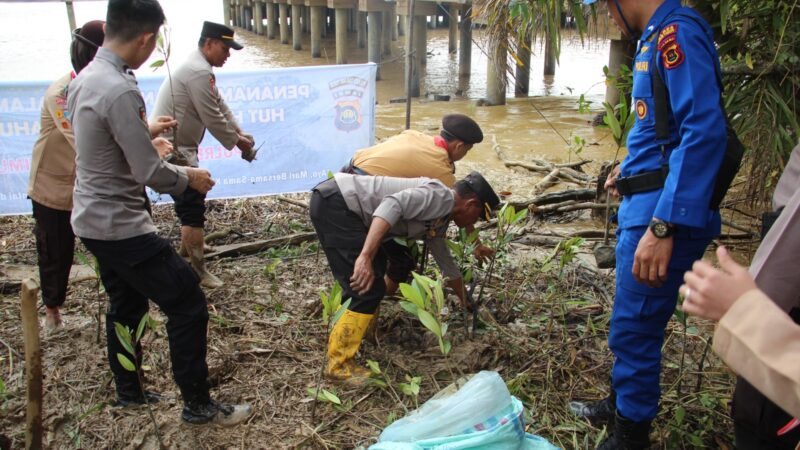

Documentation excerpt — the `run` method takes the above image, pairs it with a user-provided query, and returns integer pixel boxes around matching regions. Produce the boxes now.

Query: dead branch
[205,232,317,259]
[508,188,596,210]
[277,196,309,209]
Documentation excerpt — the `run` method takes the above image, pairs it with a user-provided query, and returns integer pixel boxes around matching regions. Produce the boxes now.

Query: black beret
[442,114,483,144]
[462,171,500,219]
[201,21,243,50]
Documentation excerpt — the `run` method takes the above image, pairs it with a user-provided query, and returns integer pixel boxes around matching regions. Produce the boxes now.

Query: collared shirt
[152,48,240,167]
[351,130,457,187]
[27,72,76,211]
[333,173,461,279]
[619,0,726,231]
[68,47,188,240]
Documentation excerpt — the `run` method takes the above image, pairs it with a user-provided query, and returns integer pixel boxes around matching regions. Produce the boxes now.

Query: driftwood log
[20,279,42,450]
[204,232,317,259]
[508,188,596,210]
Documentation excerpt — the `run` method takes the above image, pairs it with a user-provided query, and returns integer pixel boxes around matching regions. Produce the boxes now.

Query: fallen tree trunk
[205,232,317,259]
[533,169,560,193]
[508,188,596,210]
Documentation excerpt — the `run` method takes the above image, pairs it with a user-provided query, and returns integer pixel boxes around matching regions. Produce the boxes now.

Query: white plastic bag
[378,371,513,442]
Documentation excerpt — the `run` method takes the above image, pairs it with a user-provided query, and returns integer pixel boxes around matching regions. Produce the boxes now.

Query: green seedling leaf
[603,102,622,141]
[399,301,419,316]
[366,360,381,375]
[113,322,135,357]
[442,340,452,355]
[322,389,342,405]
[150,60,165,70]
[330,298,351,327]
[417,309,442,338]
[117,353,136,372]
[399,283,424,309]
[135,313,149,341]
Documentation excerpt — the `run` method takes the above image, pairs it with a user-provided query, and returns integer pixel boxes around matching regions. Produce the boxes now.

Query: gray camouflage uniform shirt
[68,48,189,240]
[152,48,240,167]
[333,173,461,280]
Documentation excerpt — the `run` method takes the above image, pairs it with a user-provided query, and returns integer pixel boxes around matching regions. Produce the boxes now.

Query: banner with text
[0,63,377,215]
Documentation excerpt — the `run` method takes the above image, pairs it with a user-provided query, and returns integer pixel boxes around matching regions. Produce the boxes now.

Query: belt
[341,160,369,176]
[615,166,669,196]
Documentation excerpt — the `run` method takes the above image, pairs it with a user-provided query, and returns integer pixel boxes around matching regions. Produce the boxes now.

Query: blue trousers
[610,226,712,422]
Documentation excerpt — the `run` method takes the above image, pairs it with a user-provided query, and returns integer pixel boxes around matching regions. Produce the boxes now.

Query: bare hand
[237,134,254,152]
[679,246,757,322]
[604,165,621,198]
[186,168,215,194]
[473,244,495,264]
[633,228,673,288]
[350,254,375,295]
[149,116,177,138]
[152,137,173,159]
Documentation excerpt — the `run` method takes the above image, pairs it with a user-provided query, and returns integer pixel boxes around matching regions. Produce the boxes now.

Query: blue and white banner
[0,63,377,215]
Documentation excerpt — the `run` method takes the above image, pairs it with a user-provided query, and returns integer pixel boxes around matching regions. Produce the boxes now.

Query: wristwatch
[649,218,676,238]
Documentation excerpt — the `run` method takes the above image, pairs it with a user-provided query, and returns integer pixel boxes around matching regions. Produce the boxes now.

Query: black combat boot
[180,380,253,427]
[113,377,162,407]
[596,412,651,450]
[570,390,617,427]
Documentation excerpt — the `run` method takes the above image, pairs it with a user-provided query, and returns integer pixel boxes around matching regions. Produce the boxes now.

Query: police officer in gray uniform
[69,0,251,425]
[152,21,255,289]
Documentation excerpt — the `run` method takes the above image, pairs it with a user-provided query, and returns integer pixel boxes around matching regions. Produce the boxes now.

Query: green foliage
[398,375,422,400]
[306,386,341,405]
[114,314,152,373]
[541,237,585,276]
[398,272,451,356]
[319,281,351,327]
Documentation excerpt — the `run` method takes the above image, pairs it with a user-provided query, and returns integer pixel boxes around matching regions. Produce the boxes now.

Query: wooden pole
[20,279,42,450]
[397,15,406,36]
[413,14,426,67]
[266,2,277,39]
[356,11,367,48]
[223,0,233,26]
[310,5,323,57]
[64,0,77,32]
[544,33,556,76]
[254,0,265,34]
[404,0,417,124]
[390,4,398,41]
[486,37,507,105]
[382,7,392,56]
[292,5,303,50]
[244,4,253,31]
[335,8,348,63]
[368,11,383,80]
[447,5,457,54]
[458,7,471,77]
[279,3,289,43]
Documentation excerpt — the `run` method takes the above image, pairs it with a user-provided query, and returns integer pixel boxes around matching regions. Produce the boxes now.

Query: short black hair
[105,0,165,42]
[453,180,478,201]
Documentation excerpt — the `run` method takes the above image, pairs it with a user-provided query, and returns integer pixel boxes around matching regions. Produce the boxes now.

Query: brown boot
[182,226,223,289]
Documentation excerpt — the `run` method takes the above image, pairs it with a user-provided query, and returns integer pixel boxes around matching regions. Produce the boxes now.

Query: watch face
[653,222,668,237]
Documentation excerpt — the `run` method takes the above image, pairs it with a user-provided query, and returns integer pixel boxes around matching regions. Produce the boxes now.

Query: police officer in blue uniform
[572,0,727,448]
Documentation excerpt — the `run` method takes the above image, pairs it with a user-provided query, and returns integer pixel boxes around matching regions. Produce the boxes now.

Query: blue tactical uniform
[610,0,727,422]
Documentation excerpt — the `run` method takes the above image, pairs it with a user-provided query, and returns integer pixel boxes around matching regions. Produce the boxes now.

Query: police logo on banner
[329,76,367,132]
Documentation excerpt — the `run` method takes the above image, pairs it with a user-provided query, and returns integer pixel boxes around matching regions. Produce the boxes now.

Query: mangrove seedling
[310,281,351,420]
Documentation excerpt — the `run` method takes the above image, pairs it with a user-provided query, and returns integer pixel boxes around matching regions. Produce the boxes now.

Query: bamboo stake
[20,279,42,450]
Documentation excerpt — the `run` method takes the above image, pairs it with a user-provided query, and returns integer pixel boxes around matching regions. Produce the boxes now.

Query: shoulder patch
[657,23,678,51]
[139,106,147,123]
[661,40,685,70]
[636,99,648,120]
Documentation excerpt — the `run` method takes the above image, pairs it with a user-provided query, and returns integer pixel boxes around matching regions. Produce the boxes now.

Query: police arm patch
[661,41,685,70]
[635,99,648,120]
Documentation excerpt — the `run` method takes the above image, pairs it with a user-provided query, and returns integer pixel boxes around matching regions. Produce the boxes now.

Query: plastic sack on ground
[370,371,560,450]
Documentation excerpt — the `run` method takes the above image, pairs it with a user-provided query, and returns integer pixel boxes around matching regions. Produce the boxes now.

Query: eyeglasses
[72,28,100,49]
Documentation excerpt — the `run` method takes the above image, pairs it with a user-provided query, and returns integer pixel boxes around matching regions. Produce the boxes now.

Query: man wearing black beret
[343,113,492,302]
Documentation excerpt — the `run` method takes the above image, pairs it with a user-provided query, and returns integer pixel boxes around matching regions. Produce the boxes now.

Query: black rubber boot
[114,390,162,408]
[597,412,651,450]
[570,390,617,427]
[180,380,252,427]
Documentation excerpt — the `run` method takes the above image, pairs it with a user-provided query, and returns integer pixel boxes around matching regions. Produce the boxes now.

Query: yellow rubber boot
[326,309,373,384]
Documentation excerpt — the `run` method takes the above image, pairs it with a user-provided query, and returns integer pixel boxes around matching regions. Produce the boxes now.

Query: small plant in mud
[305,386,352,412]
[541,237,586,277]
[398,272,452,357]
[365,360,410,413]
[446,228,480,287]
[398,375,422,409]
[310,281,351,419]
[114,313,163,449]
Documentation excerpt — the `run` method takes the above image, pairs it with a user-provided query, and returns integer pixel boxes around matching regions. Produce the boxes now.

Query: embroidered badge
[657,23,678,51]
[661,41,685,69]
[636,99,648,120]
[640,45,650,54]
[60,121,70,130]
[635,61,649,72]
[55,109,64,119]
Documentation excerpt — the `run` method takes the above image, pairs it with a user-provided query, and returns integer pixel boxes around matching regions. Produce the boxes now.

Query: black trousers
[733,308,800,449]
[31,200,75,308]
[309,179,387,314]
[81,233,209,396]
